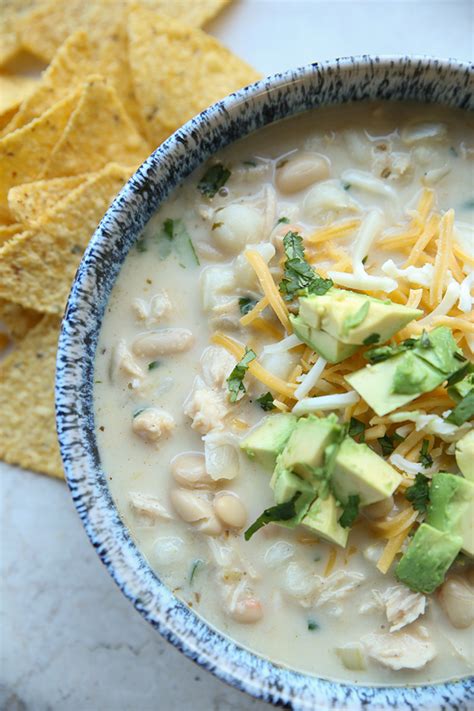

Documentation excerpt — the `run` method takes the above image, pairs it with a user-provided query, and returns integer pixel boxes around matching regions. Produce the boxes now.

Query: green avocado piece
[290,314,358,364]
[271,465,315,504]
[345,351,446,416]
[331,436,402,506]
[298,289,421,346]
[240,413,297,470]
[449,371,474,403]
[414,326,464,375]
[455,430,474,481]
[427,472,474,557]
[302,494,349,547]
[278,414,342,480]
[395,523,462,594]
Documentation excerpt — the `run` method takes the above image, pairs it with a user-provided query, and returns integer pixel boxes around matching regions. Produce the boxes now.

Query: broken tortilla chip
[8,174,88,226]
[0,73,39,123]
[40,75,148,179]
[0,0,41,66]
[127,7,261,146]
[0,163,133,314]
[0,222,21,245]
[0,89,79,220]
[3,30,94,134]
[0,314,64,478]
[0,297,42,339]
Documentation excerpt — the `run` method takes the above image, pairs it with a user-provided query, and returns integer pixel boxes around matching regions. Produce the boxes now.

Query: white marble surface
[1,2,472,710]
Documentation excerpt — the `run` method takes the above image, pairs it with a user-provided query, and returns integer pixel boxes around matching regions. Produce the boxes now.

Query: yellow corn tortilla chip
[3,31,93,134]
[0,73,39,120]
[0,89,79,221]
[0,297,42,339]
[0,222,21,245]
[0,0,41,66]
[127,8,261,146]
[41,75,149,180]
[141,0,231,26]
[8,175,88,226]
[0,314,64,478]
[0,163,133,314]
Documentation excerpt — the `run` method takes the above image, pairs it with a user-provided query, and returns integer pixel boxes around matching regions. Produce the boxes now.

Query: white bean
[197,513,223,537]
[132,328,194,357]
[213,492,247,530]
[132,408,175,444]
[171,452,216,489]
[212,204,264,255]
[438,576,474,629]
[170,489,213,523]
[276,151,330,194]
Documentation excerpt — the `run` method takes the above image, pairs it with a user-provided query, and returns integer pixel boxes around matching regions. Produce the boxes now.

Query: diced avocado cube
[298,289,421,346]
[345,352,446,416]
[396,523,462,594]
[427,472,474,557]
[414,326,465,375]
[271,465,315,504]
[240,413,297,470]
[449,370,474,403]
[290,315,358,364]
[332,437,402,506]
[278,414,342,480]
[302,494,349,548]
[455,430,474,481]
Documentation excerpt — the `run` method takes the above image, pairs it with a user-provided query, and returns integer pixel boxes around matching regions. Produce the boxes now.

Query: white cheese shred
[294,356,327,400]
[262,333,302,356]
[417,281,461,326]
[292,390,359,415]
[458,272,474,313]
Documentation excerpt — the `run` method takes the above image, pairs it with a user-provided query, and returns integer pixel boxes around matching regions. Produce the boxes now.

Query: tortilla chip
[8,175,88,226]
[0,314,64,478]
[0,89,79,220]
[143,0,231,26]
[41,75,149,179]
[0,222,22,245]
[0,297,42,339]
[0,331,9,351]
[0,73,39,121]
[0,163,133,314]
[127,7,261,146]
[0,0,41,66]
[3,31,93,134]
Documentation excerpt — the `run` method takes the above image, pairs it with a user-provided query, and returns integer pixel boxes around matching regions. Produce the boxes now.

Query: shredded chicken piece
[283,566,365,609]
[111,340,144,381]
[183,380,229,434]
[362,624,436,670]
[200,346,236,390]
[132,407,175,444]
[129,491,173,520]
[380,585,427,632]
[316,570,366,607]
[131,290,172,325]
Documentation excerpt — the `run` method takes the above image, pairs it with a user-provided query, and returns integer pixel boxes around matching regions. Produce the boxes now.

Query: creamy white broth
[95,101,474,685]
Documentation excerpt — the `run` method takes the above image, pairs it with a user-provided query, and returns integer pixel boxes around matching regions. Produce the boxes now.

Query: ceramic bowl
[56,56,474,710]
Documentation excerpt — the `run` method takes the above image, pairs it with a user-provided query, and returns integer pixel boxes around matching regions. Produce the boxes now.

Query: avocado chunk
[278,414,342,480]
[413,327,464,375]
[302,494,349,547]
[271,465,315,504]
[345,352,446,416]
[448,369,474,403]
[331,437,402,505]
[290,314,358,363]
[240,413,297,470]
[455,430,474,481]
[395,523,462,594]
[298,289,421,346]
[427,472,474,557]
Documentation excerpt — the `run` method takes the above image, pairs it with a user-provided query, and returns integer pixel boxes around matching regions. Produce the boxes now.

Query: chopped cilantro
[419,439,433,469]
[338,495,360,528]
[279,231,333,301]
[132,407,146,418]
[378,432,403,457]
[156,218,200,267]
[405,472,431,513]
[148,360,160,370]
[211,221,223,230]
[343,182,351,191]
[198,163,231,197]
[256,392,275,411]
[244,492,301,540]
[446,389,474,425]
[227,347,256,402]
[348,417,365,442]
[342,301,370,336]
[307,619,319,631]
[363,332,380,345]
[277,216,290,225]
[238,296,258,315]
[189,559,204,584]
[446,360,473,388]
[136,237,147,252]
[361,255,368,265]
[365,337,416,364]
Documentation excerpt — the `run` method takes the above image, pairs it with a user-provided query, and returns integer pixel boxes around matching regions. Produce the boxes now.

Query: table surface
[1,2,473,710]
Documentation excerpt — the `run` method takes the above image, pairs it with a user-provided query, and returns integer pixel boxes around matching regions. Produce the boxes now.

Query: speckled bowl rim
[56,55,474,710]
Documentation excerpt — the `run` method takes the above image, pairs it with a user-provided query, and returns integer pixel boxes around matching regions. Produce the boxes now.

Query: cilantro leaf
[446,389,474,425]
[227,347,256,402]
[338,495,360,528]
[365,338,416,364]
[279,231,332,301]
[156,218,199,267]
[363,332,380,345]
[307,619,319,631]
[189,559,204,584]
[348,417,365,442]
[419,439,433,469]
[198,163,231,197]
[343,301,370,336]
[277,216,290,225]
[148,360,160,370]
[256,392,275,411]
[378,432,403,457]
[244,492,301,540]
[239,297,258,315]
[405,472,430,513]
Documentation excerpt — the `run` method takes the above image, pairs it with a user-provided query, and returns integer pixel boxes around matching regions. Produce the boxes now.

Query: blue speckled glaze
[56,57,474,710]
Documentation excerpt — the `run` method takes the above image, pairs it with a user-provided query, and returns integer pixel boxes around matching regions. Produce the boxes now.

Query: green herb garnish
[307,619,320,631]
[189,559,204,584]
[405,472,431,513]
[277,216,290,225]
[136,237,147,252]
[227,347,257,402]
[365,338,416,364]
[239,296,258,315]
[132,407,146,418]
[348,417,365,442]
[363,332,380,345]
[148,360,160,370]
[419,439,433,469]
[156,218,200,267]
[244,492,301,540]
[377,432,403,457]
[279,231,332,301]
[339,495,360,528]
[343,301,370,336]
[198,163,231,197]
[256,392,275,411]
[446,389,474,425]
